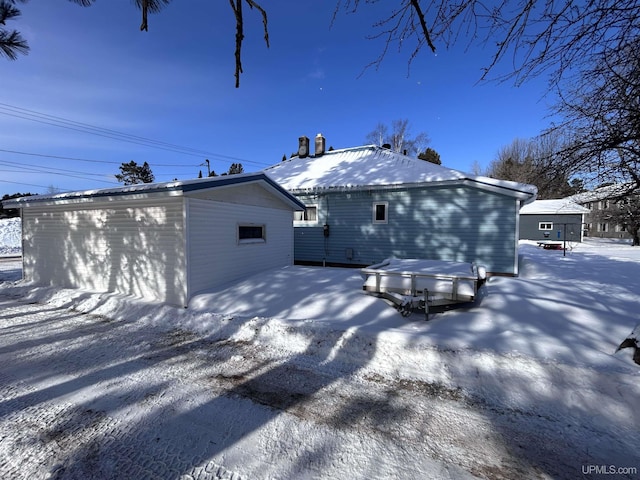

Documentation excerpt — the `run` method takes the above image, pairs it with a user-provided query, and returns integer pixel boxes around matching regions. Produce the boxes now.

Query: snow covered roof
[568,183,637,205]
[519,199,589,215]
[265,145,537,202]
[2,172,305,210]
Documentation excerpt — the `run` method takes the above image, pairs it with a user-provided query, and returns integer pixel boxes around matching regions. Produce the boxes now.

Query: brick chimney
[314,133,326,157]
[298,136,310,158]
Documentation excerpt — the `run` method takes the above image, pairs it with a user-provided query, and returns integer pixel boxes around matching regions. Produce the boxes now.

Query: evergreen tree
[0,1,28,60]
[115,160,155,185]
[418,148,441,165]
[227,163,244,175]
[0,192,32,217]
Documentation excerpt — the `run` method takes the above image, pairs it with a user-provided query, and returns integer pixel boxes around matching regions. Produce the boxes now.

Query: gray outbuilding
[519,199,588,243]
[2,173,304,306]
[266,136,537,276]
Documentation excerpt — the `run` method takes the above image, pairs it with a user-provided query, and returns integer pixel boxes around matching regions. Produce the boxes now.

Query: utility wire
[0,160,119,185]
[0,103,272,168]
[0,179,62,190]
[0,148,199,167]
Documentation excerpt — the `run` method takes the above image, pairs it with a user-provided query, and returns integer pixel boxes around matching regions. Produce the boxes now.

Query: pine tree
[418,148,441,165]
[227,163,244,175]
[115,161,155,185]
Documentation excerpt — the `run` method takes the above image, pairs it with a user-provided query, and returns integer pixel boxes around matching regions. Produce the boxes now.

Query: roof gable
[265,145,537,201]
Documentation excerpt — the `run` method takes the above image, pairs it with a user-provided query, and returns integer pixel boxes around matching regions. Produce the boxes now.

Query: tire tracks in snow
[1,293,639,479]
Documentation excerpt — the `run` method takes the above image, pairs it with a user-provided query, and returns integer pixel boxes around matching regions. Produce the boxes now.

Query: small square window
[539,222,553,230]
[294,205,318,223]
[238,224,266,244]
[373,202,388,224]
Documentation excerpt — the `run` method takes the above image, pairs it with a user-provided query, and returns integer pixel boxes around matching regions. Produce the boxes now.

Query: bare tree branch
[229,0,244,89]
[229,0,269,88]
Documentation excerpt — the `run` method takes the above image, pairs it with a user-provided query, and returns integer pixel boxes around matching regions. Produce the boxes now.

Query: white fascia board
[12,190,183,208]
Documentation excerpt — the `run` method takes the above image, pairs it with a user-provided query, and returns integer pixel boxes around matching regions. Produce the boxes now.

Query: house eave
[2,172,306,211]
[287,178,537,201]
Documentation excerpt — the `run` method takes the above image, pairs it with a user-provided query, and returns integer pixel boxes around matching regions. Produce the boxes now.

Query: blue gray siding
[293,185,519,274]
[519,214,584,242]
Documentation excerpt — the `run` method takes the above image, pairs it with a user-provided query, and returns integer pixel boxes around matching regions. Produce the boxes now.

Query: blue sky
[0,1,557,197]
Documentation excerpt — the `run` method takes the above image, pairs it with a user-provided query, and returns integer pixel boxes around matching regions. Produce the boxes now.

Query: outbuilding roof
[519,199,589,215]
[2,172,305,211]
[265,145,537,202]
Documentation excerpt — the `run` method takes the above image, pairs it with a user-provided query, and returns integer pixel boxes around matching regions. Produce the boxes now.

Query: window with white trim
[539,222,553,230]
[294,205,318,223]
[238,224,266,244]
[373,202,388,224]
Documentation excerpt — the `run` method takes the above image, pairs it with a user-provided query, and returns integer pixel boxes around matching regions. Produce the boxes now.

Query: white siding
[22,197,187,305]
[189,182,294,210]
[187,197,294,296]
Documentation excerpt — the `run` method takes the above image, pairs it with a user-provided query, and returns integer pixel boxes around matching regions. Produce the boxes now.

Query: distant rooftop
[520,199,589,215]
[568,183,637,204]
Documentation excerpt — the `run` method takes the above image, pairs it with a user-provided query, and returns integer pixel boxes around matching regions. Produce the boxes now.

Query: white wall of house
[186,197,294,298]
[21,197,187,305]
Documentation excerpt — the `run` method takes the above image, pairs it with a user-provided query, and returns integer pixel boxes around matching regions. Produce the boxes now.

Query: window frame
[237,223,266,244]
[538,222,553,231]
[373,201,389,224]
[293,205,318,224]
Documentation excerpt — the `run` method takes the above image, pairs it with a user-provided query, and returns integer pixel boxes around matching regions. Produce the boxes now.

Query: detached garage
[2,173,304,307]
[519,199,588,243]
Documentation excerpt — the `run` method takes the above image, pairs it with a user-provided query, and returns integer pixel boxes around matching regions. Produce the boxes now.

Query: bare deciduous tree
[365,119,429,156]
[5,0,639,94]
[486,134,581,199]
[335,1,640,89]
[547,37,640,190]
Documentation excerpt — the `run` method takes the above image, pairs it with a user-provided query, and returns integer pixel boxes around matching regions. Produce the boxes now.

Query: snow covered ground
[0,216,639,478]
[0,217,21,257]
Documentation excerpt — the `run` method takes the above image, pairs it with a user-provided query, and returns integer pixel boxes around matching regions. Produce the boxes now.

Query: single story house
[265,135,537,275]
[519,199,589,242]
[2,173,304,307]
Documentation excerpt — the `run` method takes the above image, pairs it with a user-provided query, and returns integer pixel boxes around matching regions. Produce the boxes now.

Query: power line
[0,179,62,191]
[0,102,216,156]
[0,148,199,167]
[0,103,272,168]
[0,160,119,185]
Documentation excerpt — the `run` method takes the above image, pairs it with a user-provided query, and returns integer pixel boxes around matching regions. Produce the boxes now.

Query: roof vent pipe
[298,136,310,158]
[315,133,326,157]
